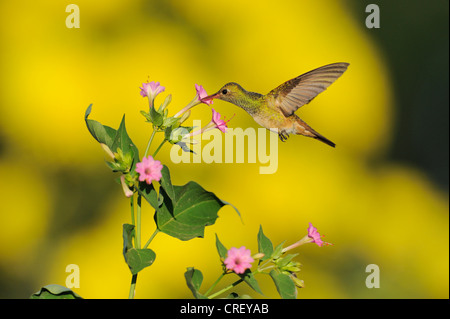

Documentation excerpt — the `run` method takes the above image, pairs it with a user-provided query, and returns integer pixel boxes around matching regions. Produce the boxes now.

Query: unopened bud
[120,175,133,198]
[251,253,265,260]
[100,143,115,160]
[179,110,191,124]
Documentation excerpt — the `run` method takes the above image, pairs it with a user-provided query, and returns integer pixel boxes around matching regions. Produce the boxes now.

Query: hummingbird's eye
[222,89,228,95]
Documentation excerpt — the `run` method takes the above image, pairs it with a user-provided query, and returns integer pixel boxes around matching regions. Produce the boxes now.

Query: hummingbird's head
[201,82,247,105]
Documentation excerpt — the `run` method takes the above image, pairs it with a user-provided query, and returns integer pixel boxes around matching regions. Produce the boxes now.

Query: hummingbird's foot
[278,132,289,142]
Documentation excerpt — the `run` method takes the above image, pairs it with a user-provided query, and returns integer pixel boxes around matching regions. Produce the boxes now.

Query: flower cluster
[222,223,331,276]
[134,80,233,187]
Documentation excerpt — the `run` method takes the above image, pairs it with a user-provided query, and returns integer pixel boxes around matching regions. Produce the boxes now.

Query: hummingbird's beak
[200,92,220,103]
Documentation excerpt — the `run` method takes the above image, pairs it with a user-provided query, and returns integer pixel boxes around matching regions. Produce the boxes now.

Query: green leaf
[155,181,226,241]
[159,165,175,200]
[257,225,273,261]
[150,105,163,127]
[111,114,139,169]
[276,253,298,268]
[138,165,240,241]
[215,234,228,259]
[163,116,180,128]
[269,270,297,299]
[137,182,159,210]
[122,224,156,275]
[125,248,156,275]
[272,241,286,259]
[122,223,135,256]
[85,104,117,147]
[85,105,139,170]
[239,271,263,296]
[30,285,82,299]
[184,267,207,299]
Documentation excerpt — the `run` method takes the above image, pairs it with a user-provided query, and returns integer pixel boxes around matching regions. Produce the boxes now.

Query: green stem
[130,195,135,226]
[144,129,156,158]
[207,278,244,299]
[143,229,160,249]
[152,139,167,158]
[136,195,142,249]
[204,273,225,297]
[128,274,138,299]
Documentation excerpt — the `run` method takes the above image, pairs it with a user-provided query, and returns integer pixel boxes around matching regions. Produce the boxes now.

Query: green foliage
[30,285,82,299]
[269,270,297,299]
[215,234,228,259]
[152,165,239,241]
[85,104,139,172]
[122,224,156,275]
[257,225,273,261]
[184,267,207,299]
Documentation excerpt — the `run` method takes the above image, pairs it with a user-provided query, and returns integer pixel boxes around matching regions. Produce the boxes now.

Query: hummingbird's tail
[294,117,336,148]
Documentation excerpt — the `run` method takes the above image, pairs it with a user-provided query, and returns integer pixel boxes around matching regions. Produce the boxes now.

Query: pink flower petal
[224,246,254,274]
[135,156,163,184]
[140,81,165,99]
[307,223,331,247]
[211,109,228,133]
[195,84,213,105]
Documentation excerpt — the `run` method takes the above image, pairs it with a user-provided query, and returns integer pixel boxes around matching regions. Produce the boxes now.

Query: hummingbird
[201,62,349,147]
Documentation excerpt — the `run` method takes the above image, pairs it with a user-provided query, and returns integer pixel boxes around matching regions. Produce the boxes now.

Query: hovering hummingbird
[201,62,349,147]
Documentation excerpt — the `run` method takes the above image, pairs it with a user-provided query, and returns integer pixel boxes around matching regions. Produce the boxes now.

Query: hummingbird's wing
[268,62,349,117]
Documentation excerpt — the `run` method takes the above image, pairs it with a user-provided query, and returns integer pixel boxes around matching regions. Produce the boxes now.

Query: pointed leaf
[111,114,140,168]
[160,165,175,200]
[257,225,273,261]
[215,234,228,259]
[150,106,163,126]
[272,241,286,259]
[85,105,139,170]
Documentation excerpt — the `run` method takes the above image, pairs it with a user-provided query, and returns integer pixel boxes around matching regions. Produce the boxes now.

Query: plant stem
[153,140,167,158]
[207,278,244,299]
[143,229,160,249]
[144,129,156,158]
[204,273,225,297]
[130,195,135,226]
[128,274,138,299]
[136,195,142,249]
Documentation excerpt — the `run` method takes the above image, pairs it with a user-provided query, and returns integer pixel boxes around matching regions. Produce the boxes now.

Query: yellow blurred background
[0,0,448,298]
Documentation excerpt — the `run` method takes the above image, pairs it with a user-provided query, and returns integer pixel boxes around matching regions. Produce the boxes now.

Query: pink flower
[140,81,165,99]
[135,156,163,184]
[224,246,254,274]
[307,223,328,247]
[195,84,213,105]
[187,109,233,138]
[282,222,332,252]
[173,84,213,118]
[211,108,228,133]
